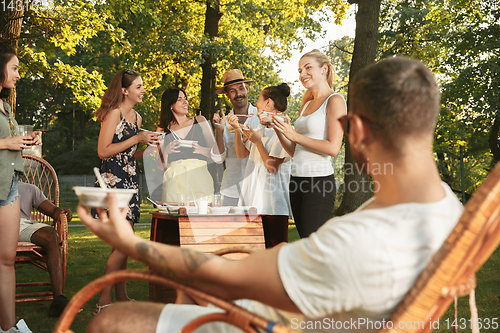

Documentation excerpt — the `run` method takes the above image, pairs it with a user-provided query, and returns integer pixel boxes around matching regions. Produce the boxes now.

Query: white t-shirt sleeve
[277,220,366,318]
[268,136,290,160]
[210,144,226,164]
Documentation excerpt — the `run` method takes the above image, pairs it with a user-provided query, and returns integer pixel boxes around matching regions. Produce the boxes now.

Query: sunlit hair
[261,83,291,112]
[0,41,17,99]
[95,69,141,121]
[159,87,188,130]
[350,57,440,151]
[300,49,337,107]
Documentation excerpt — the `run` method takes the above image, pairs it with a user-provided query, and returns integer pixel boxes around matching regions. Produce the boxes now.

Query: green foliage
[378,0,500,198]
[13,0,350,174]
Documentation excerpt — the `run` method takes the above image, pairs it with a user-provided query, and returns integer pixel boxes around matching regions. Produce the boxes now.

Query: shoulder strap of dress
[119,108,126,121]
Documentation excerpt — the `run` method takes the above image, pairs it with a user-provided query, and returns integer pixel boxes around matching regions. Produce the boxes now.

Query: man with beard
[211,69,260,206]
[78,57,463,333]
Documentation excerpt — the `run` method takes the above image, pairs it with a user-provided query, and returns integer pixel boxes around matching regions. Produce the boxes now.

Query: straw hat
[215,69,254,94]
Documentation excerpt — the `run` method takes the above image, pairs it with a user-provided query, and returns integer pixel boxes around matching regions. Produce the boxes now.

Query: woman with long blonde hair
[274,49,346,238]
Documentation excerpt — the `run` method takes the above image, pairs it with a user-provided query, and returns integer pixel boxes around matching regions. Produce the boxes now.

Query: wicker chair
[54,246,294,333]
[378,162,500,333]
[15,154,68,303]
[54,163,500,333]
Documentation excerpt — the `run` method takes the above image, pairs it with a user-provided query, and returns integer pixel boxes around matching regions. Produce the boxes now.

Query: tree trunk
[489,110,500,166]
[0,5,24,116]
[199,0,222,120]
[335,0,381,216]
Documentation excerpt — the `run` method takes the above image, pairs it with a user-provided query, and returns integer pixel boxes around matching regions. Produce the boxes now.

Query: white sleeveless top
[291,93,343,177]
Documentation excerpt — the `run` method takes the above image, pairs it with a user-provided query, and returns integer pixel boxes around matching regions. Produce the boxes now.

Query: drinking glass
[213,194,223,207]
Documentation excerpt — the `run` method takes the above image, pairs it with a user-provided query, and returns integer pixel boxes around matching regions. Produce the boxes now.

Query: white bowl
[231,206,253,214]
[186,206,198,214]
[158,206,169,214]
[210,206,231,214]
[167,206,179,214]
[178,140,195,148]
[73,186,136,208]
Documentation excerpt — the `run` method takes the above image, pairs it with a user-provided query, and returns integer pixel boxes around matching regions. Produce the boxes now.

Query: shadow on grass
[15,226,151,333]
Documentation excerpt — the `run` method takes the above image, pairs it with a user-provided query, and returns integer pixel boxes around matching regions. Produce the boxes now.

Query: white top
[292,93,345,177]
[211,104,260,199]
[239,126,292,216]
[278,182,463,332]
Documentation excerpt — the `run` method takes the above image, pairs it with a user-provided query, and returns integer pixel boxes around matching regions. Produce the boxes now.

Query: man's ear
[349,114,372,148]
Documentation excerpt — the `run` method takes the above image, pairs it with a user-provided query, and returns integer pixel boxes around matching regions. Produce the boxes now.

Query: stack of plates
[168,206,180,214]
[210,206,231,214]
[231,206,252,214]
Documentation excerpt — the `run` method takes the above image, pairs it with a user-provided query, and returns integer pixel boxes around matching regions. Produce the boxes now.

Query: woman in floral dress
[93,69,159,313]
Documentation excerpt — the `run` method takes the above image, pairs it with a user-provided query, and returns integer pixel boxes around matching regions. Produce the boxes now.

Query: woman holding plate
[156,88,219,204]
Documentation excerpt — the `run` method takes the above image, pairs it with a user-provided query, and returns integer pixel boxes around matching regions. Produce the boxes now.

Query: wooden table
[149,209,265,303]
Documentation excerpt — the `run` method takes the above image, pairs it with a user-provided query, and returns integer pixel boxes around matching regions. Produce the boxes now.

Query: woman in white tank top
[274,49,346,238]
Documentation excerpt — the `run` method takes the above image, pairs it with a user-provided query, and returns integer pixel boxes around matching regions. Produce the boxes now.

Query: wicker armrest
[54,270,295,333]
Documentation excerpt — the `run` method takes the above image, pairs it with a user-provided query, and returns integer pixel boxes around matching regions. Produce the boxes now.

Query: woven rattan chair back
[379,162,500,333]
[16,154,68,303]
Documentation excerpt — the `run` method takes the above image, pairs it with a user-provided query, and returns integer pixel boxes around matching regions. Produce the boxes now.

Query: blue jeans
[0,173,19,206]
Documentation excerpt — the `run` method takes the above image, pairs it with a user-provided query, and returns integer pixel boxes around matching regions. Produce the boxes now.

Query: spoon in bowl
[93,167,107,189]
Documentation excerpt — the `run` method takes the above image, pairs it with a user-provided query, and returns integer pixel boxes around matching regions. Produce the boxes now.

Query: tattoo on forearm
[136,241,180,280]
[181,249,213,273]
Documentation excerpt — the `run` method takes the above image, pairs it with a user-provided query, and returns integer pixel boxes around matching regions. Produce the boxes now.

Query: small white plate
[231,206,252,214]
[210,206,231,214]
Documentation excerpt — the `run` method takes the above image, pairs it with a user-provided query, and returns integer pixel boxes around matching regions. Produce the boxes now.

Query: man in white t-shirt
[211,69,260,206]
[18,182,72,318]
[79,57,463,333]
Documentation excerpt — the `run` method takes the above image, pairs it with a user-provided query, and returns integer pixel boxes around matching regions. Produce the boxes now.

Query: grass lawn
[14,201,500,333]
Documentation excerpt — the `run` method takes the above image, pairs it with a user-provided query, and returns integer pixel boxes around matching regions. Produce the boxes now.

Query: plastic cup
[178,193,189,207]
[15,124,33,137]
[197,199,209,214]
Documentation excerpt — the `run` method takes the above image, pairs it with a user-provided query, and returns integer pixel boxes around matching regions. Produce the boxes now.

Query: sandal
[95,303,112,315]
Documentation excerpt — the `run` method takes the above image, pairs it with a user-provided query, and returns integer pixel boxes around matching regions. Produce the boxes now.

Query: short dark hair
[261,83,291,112]
[350,57,440,149]
[0,41,18,99]
[159,87,187,129]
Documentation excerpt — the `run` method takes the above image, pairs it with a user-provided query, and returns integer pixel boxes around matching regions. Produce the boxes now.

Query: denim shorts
[0,173,19,207]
